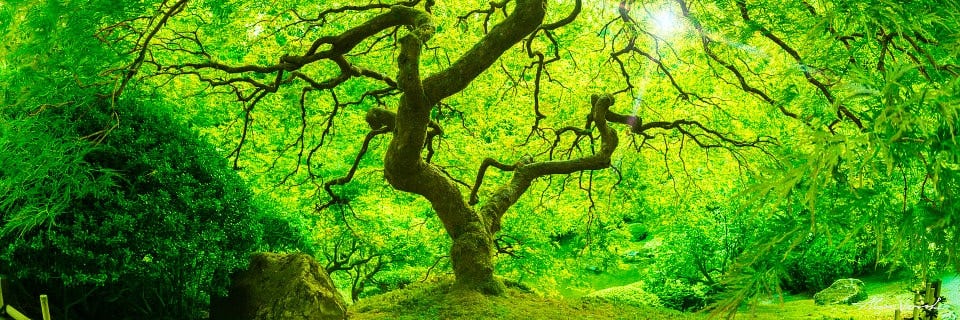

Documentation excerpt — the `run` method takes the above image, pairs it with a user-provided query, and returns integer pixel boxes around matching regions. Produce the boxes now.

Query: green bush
[627,223,649,242]
[783,234,873,292]
[583,282,662,308]
[0,99,310,319]
[645,279,712,311]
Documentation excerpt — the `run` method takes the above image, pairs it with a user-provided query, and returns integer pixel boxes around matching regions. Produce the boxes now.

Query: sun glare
[649,9,682,37]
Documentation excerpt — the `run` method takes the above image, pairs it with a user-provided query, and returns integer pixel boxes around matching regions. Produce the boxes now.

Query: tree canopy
[3,0,959,316]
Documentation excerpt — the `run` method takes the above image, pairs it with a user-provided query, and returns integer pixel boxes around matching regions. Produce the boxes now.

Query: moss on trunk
[450,222,505,295]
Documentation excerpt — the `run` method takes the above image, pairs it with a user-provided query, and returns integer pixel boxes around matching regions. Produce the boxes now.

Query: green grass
[731,272,917,320]
[348,272,956,320]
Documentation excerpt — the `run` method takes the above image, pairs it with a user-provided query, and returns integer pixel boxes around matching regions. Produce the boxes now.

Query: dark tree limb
[114,0,189,99]
[477,94,618,234]
[675,0,797,121]
[734,0,863,130]
[469,158,521,206]
[422,0,546,104]
[318,127,391,211]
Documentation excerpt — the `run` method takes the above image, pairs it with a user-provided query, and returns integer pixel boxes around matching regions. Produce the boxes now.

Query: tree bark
[381,1,545,294]
[375,0,628,294]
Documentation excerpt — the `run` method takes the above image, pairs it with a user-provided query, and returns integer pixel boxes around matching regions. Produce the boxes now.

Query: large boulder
[211,252,347,320]
[584,282,662,308]
[813,278,867,305]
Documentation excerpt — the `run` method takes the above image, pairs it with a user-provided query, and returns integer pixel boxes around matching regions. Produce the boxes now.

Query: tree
[102,0,958,299]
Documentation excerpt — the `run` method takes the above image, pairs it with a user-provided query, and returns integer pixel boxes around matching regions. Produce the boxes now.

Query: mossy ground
[348,273,943,320]
[347,278,699,320]
[731,273,919,320]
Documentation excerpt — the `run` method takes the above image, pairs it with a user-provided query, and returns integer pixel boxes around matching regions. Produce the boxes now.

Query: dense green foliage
[0,99,310,319]
[1,1,312,319]
[2,0,960,317]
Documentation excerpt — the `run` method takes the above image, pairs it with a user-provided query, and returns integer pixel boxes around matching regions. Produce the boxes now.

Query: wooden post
[1,277,40,320]
[1,277,6,307]
[894,308,901,320]
[925,280,935,305]
[40,294,51,320]
[5,304,32,320]
[932,279,942,302]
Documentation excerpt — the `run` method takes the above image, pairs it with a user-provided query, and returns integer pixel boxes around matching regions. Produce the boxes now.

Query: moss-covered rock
[813,278,867,305]
[211,252,347,320]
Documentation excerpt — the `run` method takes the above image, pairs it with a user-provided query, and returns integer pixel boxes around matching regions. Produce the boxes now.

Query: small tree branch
[469,158,521,205]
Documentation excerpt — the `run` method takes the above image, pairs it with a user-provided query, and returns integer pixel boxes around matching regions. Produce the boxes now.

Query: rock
[211,252,347,320]
[584,282,662,307]
[813,278,867,305]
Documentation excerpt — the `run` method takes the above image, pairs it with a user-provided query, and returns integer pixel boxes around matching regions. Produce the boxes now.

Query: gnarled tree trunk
[381,0,548,293]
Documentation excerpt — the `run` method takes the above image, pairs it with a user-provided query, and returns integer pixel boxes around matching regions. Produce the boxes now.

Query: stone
[211,252,347,320]
[813,278,867,305]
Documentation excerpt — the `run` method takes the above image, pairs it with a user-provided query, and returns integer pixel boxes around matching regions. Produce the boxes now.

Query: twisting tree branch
[477,94,619,234]
[675,0,798,121]
[318,127,391,210]
[733,0,863,130]
[469,158,522,206]
[457,1,510,34]
[113,0,190,99]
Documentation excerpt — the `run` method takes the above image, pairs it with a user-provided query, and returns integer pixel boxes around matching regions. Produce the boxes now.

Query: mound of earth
[348,278,697,320]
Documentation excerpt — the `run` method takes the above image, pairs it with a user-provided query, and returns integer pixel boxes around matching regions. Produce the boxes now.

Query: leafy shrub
[645,279,713,311]
[583,282,662,308]
[783,233,874,292]
[0,99,309,319]
[627,223,649,242]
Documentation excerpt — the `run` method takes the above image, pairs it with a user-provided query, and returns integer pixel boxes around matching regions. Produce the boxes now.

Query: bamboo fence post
[40,294,51,320]
[932,279,942,302]
[4,303,31,320]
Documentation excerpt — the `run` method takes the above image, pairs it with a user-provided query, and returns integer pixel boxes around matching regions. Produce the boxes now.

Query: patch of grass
[348,278,703,320]
[732,272,917,320]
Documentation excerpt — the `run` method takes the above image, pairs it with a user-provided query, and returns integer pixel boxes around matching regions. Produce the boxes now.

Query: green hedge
[0,99,309,319]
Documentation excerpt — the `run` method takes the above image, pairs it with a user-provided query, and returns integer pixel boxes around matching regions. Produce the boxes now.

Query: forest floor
[733,273,914,320]
[347,278,699,320]
[347,273,959,319]
[736,273,959,320]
